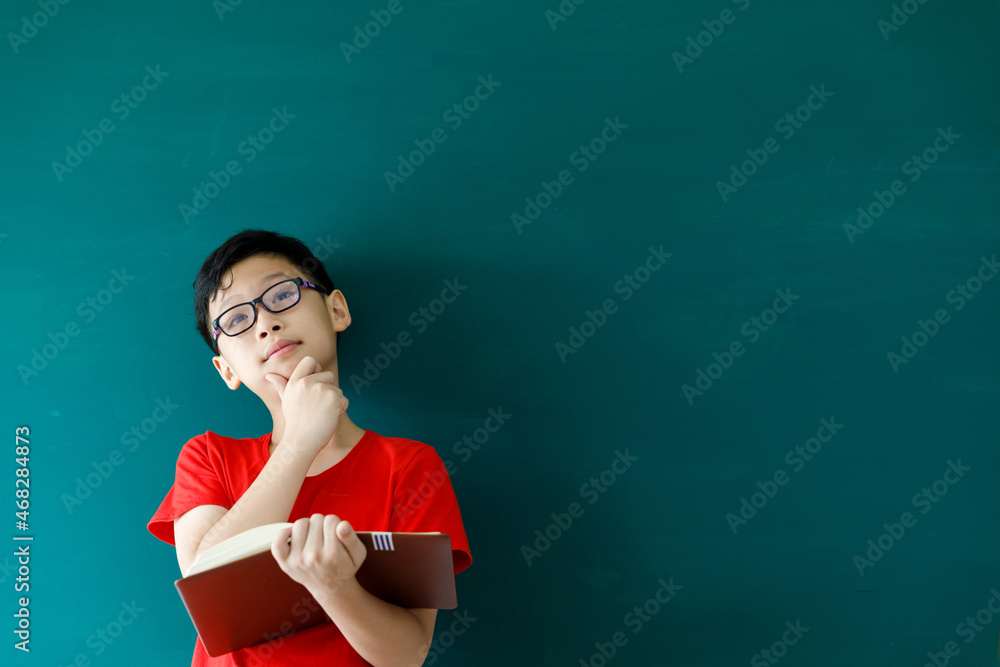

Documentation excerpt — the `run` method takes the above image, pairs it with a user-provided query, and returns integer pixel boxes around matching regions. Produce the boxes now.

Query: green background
[3,0,999,665]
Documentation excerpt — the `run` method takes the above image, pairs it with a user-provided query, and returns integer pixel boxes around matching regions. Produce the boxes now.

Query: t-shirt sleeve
[390,445,472,575]
[147,433,234,546]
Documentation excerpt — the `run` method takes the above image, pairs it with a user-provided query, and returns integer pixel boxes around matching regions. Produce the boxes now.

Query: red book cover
[174,531,457,657]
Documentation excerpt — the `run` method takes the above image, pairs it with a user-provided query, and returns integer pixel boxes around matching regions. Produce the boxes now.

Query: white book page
[185,522,292,577]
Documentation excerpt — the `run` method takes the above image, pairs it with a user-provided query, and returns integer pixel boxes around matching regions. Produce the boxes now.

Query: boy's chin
[266,352,331,375]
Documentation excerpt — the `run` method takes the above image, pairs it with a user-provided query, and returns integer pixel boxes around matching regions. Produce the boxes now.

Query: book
[174,523,457,657]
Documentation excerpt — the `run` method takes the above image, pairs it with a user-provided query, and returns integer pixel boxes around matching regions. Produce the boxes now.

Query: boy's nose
[254,307,284,336]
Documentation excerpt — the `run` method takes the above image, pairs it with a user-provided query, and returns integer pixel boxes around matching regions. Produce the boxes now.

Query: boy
[147,229,472,666]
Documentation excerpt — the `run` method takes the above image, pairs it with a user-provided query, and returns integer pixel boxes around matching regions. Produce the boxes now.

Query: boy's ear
[212,355,242,390]
[326,289,351,332]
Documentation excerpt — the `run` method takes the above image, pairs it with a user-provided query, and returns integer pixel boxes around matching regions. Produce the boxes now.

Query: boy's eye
[226,311,247,329]
[270,288,296,304]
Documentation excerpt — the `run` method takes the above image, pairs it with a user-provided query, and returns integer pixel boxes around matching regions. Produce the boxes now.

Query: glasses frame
[212,277,328,350]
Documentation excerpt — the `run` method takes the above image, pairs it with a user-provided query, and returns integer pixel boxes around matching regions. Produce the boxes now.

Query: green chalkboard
[4,0,1000,665]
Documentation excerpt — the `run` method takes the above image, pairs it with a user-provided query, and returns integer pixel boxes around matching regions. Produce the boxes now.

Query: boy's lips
[265,340,298,360]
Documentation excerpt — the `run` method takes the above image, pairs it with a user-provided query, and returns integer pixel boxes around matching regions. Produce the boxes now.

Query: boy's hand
[271,514,367,599]
[265,356,348,457]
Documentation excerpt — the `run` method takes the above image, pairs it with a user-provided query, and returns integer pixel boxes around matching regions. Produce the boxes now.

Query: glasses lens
[263,280,301,312]
[221,304,255,336]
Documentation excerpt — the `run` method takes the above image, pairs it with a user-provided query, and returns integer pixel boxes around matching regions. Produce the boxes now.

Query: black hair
[193,229,337,353]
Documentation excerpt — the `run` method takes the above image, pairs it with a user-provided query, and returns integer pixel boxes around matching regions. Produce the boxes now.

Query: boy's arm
[175,356,348,575]
[271,514,437,667]
[321,585,436,667]
[173,433,315,574]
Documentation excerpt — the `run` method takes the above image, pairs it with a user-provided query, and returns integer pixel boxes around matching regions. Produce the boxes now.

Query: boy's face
[208,253,349,397]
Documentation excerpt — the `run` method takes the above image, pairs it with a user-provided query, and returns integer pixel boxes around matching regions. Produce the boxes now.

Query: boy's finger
[289,517,310,553]
[335,520,366,569]
[304,513,326,554]
[265,373,287,397]
[270,526,294,563]
[288,355,319,384]
[322,515,342,558]
[309,371,336,385]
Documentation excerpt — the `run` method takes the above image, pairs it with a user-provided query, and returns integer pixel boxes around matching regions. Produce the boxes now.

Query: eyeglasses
[212,277,328,349]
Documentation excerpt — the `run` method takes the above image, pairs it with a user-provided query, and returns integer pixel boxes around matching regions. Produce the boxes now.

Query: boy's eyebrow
[216,271,291,311]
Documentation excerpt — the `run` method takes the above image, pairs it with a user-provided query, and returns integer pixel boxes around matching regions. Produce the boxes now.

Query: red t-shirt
[148,428,472,666]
